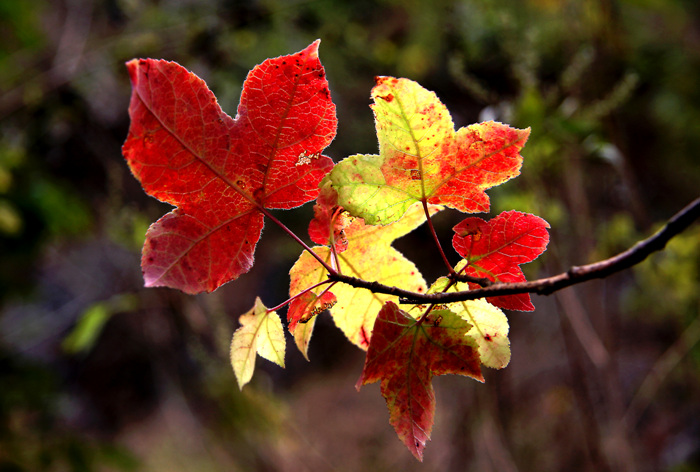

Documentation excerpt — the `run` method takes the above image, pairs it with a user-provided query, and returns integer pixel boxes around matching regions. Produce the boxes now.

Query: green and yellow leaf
[329,77,529,225]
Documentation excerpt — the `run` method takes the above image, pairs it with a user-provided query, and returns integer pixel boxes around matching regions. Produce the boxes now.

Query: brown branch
[451,273,493,286]
[328,197,700,305]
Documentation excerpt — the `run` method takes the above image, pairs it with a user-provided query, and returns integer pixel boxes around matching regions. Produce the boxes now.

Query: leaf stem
[421,199,455,275]
[268,279,336,313]
[328,208,343,274]
[330,239,341,274]
[259,206,337,275]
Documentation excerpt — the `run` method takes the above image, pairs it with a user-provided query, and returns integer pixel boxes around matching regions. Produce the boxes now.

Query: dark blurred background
[1,0,700,470]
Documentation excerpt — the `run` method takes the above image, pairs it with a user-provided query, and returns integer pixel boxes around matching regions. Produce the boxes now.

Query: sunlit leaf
[452,210,550,310]
[329,77,529,225]
[230,297,285,389]
[123,41,336,294]
[413,277,510,369]
[357,301,483,460]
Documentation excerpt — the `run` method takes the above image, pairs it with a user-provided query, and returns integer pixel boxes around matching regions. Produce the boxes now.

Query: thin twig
[421,199,455,275]
[267,279,335,313]
[260,206,337,275]
[326,197,700,304]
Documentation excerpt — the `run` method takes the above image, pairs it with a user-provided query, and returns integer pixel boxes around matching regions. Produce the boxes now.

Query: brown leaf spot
[410,169,421,180]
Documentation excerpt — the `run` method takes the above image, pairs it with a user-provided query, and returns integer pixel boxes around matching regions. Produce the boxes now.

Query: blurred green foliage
[631,226,700,324]
[62,294,139,355]
[0,349,139,471]
[0,0,699,470]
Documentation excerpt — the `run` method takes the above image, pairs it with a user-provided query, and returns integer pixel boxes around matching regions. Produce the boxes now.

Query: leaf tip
[411,444,426,462]
[141,270,166,291]
[125,58,142,86]
[235,376,250,391]
[125,58,138,70]
[302,39,321,59]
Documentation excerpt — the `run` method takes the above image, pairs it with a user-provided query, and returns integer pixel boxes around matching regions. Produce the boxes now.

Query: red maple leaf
[287,289,337,332]
[357,301,483,461]
[122,41,336,294]
[452,210,550,310]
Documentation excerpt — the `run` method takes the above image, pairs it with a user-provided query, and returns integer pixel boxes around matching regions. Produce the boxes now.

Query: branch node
[451,272,493,287]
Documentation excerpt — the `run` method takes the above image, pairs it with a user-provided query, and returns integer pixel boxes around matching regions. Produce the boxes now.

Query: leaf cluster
[123,41,551,460]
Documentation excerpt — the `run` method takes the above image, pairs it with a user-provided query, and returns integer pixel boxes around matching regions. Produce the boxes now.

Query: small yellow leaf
[293,315,317,361]
[230,297,285,389]
[416,275,511,369]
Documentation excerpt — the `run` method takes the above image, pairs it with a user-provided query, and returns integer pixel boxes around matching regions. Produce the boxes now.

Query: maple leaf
[452,210,550,311]
[123,41,336,294]
[329,77,529,225]
[288,203,437,350]
[411,277,511,369]
[357,301,483,461]
[230,297,285,389]
[292,313,317,362]
[287,289,337,333]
